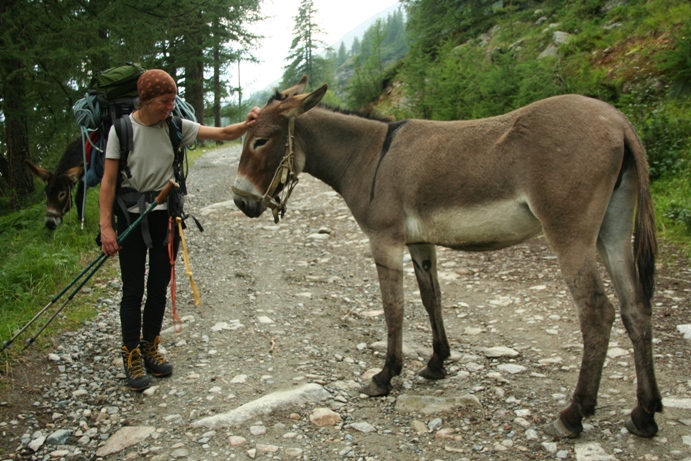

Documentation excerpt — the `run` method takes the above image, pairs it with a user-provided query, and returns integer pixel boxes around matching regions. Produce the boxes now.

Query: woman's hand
[100,225,120,257]
[245,106,261,127]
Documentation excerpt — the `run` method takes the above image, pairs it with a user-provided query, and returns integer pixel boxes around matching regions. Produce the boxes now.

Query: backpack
[74,63,145,187]
[73,63,197,188]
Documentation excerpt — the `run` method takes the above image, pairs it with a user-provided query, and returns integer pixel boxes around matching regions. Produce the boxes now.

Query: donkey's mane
[267,90,393,123]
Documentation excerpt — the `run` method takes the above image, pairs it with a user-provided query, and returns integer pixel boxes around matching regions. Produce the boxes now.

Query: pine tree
[282,0,331,88]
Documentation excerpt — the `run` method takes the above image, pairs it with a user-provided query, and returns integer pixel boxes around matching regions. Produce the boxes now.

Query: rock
[95,426,155,457]
[228,435,247,446]
[663,398,691,409]
[411,420,427,434]
[309,407,342,426]
[28,435,46,452]
[677,324,691,340]
[553,31,572,45]
[348,421,376,433]
[46,429,71,445]
[285,447,304,458]
[482,347,519,358]
[538,44,558,59]
[497,364,526,374]
[542,442,558,453]
[191,383,331,429]
[574,442,619,461]
[606,347,629,358]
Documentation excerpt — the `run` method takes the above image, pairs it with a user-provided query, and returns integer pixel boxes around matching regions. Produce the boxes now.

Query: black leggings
[116,209,179,350]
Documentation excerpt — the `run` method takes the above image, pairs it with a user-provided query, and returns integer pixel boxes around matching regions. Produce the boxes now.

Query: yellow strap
[176,217,201,306]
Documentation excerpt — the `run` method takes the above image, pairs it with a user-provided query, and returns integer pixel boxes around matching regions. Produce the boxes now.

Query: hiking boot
[140,336,173,377]
[121,345,151,392]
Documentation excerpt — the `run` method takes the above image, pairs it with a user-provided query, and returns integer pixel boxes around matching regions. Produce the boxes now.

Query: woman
[99,69,260,392]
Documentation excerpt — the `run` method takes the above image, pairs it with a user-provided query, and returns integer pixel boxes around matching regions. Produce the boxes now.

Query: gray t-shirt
[105,115,200,193]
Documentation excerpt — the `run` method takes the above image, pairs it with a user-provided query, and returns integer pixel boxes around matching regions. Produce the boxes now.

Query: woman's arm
[196,106,261,141]
[99,158,120,256]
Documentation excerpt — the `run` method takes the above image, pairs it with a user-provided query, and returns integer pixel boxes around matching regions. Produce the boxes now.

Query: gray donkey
[232,77,661,439]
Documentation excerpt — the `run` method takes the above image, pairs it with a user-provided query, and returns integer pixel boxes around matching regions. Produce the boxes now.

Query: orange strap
[168,217,182,333]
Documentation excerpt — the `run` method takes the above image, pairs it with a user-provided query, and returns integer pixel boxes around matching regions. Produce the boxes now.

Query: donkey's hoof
[543,417,581,439]
[625,415,658,438]
[360,380,390,397]
[418,366,447,380]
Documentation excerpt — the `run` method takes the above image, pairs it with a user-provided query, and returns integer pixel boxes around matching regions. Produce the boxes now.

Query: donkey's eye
[58,191,67,200]
[253,139,268,149]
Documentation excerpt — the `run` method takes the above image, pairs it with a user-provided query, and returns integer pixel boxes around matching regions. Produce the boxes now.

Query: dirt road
[1,144,690,461]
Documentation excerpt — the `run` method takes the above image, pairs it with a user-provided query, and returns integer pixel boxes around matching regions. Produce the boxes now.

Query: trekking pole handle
[156,179,178,205]
[115,180,179,246]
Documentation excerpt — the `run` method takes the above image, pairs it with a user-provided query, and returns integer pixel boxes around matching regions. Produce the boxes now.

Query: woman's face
[145,93,176,122]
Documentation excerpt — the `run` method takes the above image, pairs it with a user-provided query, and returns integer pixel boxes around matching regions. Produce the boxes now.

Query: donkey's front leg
[408,243,449,380]
[361,242,406,397]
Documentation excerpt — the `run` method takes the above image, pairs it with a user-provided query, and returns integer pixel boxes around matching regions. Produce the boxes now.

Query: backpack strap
[167,116,187,194]
[113,115,133,181]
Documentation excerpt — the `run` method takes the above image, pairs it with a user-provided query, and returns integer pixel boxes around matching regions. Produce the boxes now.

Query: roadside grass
[0,139,241,378]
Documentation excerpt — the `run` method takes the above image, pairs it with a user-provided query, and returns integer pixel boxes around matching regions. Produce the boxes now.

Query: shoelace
[127,348,146,377]
[144,340,167,365]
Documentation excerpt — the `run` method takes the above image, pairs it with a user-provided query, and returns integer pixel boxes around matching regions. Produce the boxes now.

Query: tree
[337,42,348,67]
[282,0,331,88]
[0,0,262,210]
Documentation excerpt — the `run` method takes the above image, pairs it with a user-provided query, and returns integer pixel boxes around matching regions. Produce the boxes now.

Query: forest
[1,0,691,351]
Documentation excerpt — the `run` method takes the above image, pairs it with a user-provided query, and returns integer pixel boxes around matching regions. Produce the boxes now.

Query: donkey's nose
[233,197,247,213]
[45,218,58,230]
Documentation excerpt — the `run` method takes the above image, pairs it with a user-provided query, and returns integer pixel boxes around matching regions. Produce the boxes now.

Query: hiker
[98,69,260,392]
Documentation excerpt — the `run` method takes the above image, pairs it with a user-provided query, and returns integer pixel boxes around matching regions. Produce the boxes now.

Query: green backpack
[89,63,145,99]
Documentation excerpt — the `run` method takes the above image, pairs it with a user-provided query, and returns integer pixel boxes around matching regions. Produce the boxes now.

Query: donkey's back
[366,96,648,253]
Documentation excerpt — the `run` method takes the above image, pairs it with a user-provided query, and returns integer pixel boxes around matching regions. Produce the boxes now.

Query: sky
[237,0,401,97]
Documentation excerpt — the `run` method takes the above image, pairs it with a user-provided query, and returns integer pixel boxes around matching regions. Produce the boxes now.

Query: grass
[0,189,108,366]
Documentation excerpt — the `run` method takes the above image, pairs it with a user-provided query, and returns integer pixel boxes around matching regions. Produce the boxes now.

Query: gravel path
[1,144,691,461]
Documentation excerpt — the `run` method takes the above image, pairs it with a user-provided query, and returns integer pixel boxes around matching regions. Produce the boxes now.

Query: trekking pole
[1,254,106,351]
[10,180,177,352]
[176,217,201,306]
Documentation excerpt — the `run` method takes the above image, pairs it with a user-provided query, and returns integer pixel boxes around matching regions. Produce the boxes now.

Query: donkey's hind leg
[543,246,615,439]
[408,243,450,380]
[596,180,661,437]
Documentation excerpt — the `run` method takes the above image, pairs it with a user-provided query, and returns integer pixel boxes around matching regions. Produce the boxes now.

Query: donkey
[26,138,86,230]
[231,77,661,439]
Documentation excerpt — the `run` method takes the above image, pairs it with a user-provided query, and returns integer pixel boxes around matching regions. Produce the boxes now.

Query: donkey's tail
[625,123,657,302]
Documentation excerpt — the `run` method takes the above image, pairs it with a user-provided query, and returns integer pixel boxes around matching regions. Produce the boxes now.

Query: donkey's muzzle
[232,193,266,218]
[44,216,61,230]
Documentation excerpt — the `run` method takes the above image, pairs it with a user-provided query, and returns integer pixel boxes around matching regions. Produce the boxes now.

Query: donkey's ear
[25,160,51,183]
[278,84,328,118]
[64,166,83,185]
[280,74,309,98]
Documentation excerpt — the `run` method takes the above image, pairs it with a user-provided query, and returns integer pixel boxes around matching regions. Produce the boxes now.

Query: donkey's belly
[405,199,542,251]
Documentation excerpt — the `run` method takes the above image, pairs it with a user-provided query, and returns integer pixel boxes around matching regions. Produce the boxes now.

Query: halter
[232,117,299,224]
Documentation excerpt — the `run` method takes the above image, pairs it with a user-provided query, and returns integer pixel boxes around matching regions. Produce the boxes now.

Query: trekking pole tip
[23,338,35,350]
[1,340,12,351]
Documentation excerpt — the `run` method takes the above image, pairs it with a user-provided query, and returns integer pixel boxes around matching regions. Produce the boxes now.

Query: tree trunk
[2,59,34,208]
[213,45,222,128]
[185,12,205,126]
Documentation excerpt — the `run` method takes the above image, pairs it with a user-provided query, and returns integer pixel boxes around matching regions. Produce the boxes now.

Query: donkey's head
[232,75,327,222]
[25,160,83,230]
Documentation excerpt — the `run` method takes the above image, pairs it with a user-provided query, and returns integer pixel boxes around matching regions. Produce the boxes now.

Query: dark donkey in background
[232,77,661,439]
[26,138,86,230]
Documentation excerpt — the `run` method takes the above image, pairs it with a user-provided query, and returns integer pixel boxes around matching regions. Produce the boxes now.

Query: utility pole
[238,59,242,123]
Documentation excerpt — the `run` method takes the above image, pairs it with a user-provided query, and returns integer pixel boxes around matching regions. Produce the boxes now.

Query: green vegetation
[0,187,109,365]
